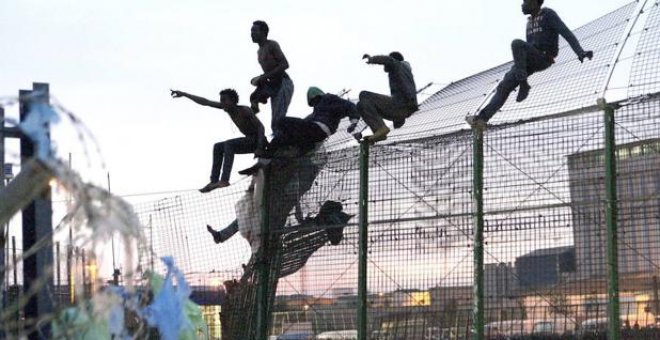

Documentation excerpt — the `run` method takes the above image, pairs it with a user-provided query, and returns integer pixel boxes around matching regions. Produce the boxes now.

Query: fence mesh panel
[122,1,660,339]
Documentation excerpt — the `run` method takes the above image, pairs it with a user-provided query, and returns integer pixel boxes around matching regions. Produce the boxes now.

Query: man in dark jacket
[238,87,358,175]
[357,51,418,143]
[467,0,593,129]
[268,86,359,153]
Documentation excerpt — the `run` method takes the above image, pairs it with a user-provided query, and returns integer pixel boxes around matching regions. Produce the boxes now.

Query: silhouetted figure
[206,200,351,250]
[239,87,358,175]
[170,89,266,193]
[358,51,418,144]
[466,0,593,129]
[249,20,294,134]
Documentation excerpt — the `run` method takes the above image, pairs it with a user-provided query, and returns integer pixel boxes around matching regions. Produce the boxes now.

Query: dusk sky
[0,0,635,281]
[1,0,630,198]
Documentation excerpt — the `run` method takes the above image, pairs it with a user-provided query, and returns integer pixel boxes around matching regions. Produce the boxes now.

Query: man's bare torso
[257,39,285,76]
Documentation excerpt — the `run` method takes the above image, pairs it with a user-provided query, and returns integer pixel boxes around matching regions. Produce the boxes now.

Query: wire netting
[121,1,660,339]
[629,1,660,97]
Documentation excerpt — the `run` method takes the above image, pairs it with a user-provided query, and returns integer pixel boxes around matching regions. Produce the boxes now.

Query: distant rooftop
[518,245,575,259]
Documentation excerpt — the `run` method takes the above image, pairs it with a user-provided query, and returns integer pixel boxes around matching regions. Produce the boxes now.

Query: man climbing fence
[249,20,294,135]
[170,88,266,193]
[357,51,419,143]
[466,0,593,129]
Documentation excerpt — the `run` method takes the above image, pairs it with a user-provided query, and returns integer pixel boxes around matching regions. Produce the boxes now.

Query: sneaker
[199,180,230,193]
[364,126,390,144]
[516,81,531,102]
[465,116,487,130]
[393,118,406,129]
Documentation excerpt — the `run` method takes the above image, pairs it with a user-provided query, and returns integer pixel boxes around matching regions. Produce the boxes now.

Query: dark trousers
[211,136,259,182]
[269,117,327,153]
[249,75,294,131]
[478,39,553,122]
[357,91,415,132]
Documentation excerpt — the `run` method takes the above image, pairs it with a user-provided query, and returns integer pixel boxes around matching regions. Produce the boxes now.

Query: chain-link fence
[123,1,660,339]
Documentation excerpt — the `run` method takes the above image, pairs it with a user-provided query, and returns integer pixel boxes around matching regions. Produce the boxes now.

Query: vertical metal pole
[12,236,18,329]
[0,106,4,178]
[67,239,73,304]
[471,128,485,340]
[11,236,17,290]
[603,104,621,340]
[56,242,61,305]
[20,83,54,339]
[358,141,369,340]
[149,215,154,272]
[0,106,5,314]
[81,249,86,299]
[654,276,660,318]
[256,165,271,340]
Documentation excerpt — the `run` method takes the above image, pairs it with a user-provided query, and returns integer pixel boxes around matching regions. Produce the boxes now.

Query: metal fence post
[602,102,621,340]
[256,165,272,340]
[471,128,485,340]
[358,141,369,340]
[0,106,5,316]
[19,83,54,339]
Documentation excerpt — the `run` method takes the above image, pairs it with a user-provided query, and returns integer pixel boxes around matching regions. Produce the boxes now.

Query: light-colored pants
[271,76,294,131]
[357,91,414,132]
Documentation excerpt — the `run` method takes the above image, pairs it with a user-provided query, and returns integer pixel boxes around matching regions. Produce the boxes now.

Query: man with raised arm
[466,0,594,129]
[357,51,418,144]
[249,20,294,134]
[170,88,266,193]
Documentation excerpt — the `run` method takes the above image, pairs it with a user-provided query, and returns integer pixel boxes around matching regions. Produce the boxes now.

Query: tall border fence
[132,1,660,339]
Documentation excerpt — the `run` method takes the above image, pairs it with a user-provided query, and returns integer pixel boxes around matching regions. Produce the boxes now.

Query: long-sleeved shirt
[527,7,585,58]
[368,55,418,107]
[305,94,359,135]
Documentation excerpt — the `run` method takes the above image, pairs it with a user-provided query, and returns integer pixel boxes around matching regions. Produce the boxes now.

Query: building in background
[568,138,660,278]
[515,246,576,290]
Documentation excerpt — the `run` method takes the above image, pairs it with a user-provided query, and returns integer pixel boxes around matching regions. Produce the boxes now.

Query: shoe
[199,180,230,193]
[393,119,406,129]
[326,226,345,245]
[364,126,390,144]
[238,162,263,176]
[516,81,531,102]
[207,225,223,244]
[465,116,487,130]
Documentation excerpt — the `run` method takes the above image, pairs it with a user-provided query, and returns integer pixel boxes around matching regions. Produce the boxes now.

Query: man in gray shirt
[356,51,418,144]
[467,0,593,129]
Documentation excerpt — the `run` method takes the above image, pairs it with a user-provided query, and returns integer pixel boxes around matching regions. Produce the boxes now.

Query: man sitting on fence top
[466,0,594,129]
[170,88,266,193]
[357,51,419,144]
